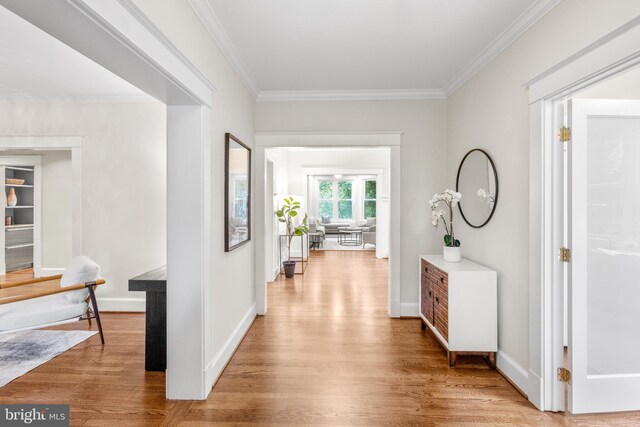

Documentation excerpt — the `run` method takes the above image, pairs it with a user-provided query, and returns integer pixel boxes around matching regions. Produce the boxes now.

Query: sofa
[315,217,376,235]
[320,221,351,234]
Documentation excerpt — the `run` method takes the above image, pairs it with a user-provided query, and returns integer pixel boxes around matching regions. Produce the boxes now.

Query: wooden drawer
[428,266,448,292]
[434,285,448,341]
[421,274,434,324]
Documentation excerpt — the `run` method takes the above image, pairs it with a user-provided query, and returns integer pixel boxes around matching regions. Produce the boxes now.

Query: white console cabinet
[419,255,497,367]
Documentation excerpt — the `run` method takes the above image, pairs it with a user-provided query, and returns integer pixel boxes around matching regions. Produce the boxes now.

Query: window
[364,179,376,219]
[318,180,333,219]
[338,180,352,219]
[233,176,248,219]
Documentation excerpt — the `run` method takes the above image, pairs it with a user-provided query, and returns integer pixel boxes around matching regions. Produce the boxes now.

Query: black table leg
[145,291,167,371]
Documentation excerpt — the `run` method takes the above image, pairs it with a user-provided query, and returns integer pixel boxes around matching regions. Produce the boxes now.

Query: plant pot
[283,260,297,278]
[443,246,462,263]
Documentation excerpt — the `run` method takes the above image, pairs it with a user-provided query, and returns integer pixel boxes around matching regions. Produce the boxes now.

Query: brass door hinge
[559,247,572,263]
[557,367,571,383]
[559,127,571,142]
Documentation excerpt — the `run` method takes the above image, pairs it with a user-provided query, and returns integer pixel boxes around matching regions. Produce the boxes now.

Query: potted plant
[429,189,462,262]
[276,197,309,278]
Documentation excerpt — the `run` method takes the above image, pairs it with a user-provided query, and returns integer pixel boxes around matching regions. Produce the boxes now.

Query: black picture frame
[456,148,499,229]
[225,133,251,252]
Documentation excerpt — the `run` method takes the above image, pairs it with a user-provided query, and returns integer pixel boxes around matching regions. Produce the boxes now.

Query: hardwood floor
[1,256,640,425]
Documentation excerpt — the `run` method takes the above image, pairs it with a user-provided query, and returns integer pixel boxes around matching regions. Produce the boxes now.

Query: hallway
[2,252,640,424]
[194,251,555,425]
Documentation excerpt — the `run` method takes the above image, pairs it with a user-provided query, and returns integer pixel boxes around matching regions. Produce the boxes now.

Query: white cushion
[0,294,87,331]
[60,256,101,303]
[365,218,376,227]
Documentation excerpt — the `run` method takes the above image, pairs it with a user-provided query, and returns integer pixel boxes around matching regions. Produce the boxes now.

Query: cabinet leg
[449,351,457,367]
[421,320,426,331]
[488,352,496,369]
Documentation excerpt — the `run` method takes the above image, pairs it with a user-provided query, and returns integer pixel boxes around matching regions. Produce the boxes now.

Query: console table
[128,266,166,371]
[419,255,497,367]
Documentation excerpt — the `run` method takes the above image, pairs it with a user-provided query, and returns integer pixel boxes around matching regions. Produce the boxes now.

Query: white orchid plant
[429,189,462,247]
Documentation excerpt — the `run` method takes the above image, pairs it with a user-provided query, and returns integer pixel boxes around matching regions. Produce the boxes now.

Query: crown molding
[188,0,258,98]
[256,89,446,102]
[444,0,561,97]
[0,93,156,102]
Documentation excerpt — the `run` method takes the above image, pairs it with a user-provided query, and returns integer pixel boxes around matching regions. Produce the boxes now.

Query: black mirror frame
[455,148,499,229]
[224,132,252,252]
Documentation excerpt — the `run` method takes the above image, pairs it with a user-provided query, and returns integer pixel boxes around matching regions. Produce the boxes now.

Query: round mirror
[456,149,498,228]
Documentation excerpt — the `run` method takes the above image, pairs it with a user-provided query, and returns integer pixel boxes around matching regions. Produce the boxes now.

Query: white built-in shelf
[5,224,34,230]
[5,166,34,172]
[6,243,34,250]
[5,184,34,188]
[5,206,34,209]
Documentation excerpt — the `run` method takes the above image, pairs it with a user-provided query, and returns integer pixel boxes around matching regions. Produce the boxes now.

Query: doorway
[556,69,640,413]
[1,0,215,399]
[254,133,402,317]
[528,19,640,413]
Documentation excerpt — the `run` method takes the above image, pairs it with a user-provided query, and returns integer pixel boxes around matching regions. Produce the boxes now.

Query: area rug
[0,329,97,387]
[315,236,375,251]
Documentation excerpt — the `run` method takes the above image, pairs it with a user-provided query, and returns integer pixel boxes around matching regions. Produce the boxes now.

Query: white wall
[0,101,166,311]
[40,151,72,269]
[131,0,257,377]
[446,0,640,380]
[575,65,640,100]
[256,100,447,309]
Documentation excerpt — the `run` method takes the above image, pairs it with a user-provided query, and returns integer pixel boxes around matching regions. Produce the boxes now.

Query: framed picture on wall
[225,133,251,252]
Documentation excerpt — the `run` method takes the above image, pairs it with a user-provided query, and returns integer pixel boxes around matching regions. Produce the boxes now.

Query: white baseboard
[35,267,65,277]
[400,302,419,317]
[98,297,145,312]
[205,302,257,392]
[527,368,543,410]
[389,299,401,318]
[497,349,529,397]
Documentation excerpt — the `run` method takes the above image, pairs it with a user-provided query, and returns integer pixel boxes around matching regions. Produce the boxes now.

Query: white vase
[443,246,462,263]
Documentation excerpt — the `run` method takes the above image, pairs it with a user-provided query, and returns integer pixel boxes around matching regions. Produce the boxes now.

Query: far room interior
[265,147,390,277]
[0,1,167,391]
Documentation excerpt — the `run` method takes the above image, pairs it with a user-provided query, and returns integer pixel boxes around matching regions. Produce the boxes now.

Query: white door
[568,99,640,413]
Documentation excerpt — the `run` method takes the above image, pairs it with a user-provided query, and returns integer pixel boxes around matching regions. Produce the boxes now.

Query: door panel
[568,99,640,413]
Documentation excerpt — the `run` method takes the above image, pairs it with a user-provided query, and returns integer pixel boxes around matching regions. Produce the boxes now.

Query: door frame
[254,132,402,317]
[0,136,83,274]
[527,16,640,411]
[0,0,216,399]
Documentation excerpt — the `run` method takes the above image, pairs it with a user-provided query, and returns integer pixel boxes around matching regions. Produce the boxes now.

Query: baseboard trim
[389,299,401,318]
[527,369,543,410]
[36,267,65,277]
[205,302,257,393]
[400,302,419,317]
[98,297,145,312]
[497,350,529,398]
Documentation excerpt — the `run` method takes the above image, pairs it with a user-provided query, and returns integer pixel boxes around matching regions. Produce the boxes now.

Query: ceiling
[0,6,148,101]
[202,0,558,99]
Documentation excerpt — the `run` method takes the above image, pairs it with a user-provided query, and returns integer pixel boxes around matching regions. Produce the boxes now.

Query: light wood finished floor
[1,256,640,425]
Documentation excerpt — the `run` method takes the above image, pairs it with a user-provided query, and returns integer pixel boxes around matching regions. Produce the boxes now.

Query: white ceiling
[0,6,148,101]
[202,0,558,98]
